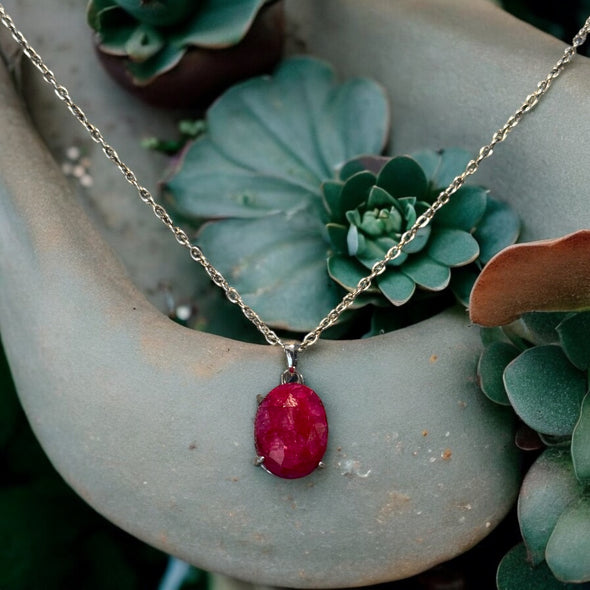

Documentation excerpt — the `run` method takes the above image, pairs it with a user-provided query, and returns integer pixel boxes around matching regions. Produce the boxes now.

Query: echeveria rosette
[324,150,520,309]
[87,0,268,83]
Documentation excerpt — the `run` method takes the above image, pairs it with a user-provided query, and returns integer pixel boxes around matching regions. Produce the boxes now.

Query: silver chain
[1,4,589,354]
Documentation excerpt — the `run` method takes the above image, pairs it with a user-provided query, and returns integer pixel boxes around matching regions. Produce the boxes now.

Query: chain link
[1,4,589,353]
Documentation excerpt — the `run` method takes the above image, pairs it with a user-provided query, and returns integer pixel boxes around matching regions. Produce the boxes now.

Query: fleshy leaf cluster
[478,312,590,586]
[324,151,520,309]
[87,0,267,83]
[163,57,518,337]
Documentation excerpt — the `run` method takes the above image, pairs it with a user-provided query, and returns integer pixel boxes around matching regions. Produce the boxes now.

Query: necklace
[1,5,589,479]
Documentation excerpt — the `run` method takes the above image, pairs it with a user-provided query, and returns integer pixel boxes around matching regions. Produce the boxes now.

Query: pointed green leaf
[401,255,450,291]
[497,543,586,590]
[546,495,590,583]
[124,24,164,62]
[198,208,342,331]
[322,181,344,220]
[434,185,488,231]
[477,342,520,405]
[504,345,586,436]
[327,255,370,292]
[411,148,472,191]
[474,196,521,264]
[326,223,348,254]
[518,449,584,566]
[572,392,590,485]
[171,0,266,48]
[340,171,376,213]
[427,228,480,267]
[377,270,416,305]
[127,43,186,84]
[377,156,428,199]
[367,185,396,209]
[557,311,590,370]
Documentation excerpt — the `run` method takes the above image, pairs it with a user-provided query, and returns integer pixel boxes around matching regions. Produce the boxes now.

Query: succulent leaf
[412,148,472,190]
[433,185,487,231]
[197,206,343,331]
[503,345,587,436]
[557,311,590,370]
[477,341,520,405]
[88,0,268,81]
[426,228,479,266]
[517,449,584,566]
[376,156,428,199]
[571,392,590,485]
[474,196,521,264]
[377,271,416,306]
[497,542,585,590]
[546,495,590,583]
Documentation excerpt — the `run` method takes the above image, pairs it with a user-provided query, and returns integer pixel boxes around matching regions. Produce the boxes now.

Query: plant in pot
[470,230,590,588]
[86,0,284,108]
[163,56,520,340]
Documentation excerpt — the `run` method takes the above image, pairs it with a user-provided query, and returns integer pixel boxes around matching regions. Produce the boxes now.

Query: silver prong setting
[255,455,265,466]
[317,461,326,470]
[256,394,265,405]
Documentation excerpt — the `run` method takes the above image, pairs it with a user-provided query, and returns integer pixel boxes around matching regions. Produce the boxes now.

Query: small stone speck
[422,430,429,437]
[441,448,452,461]
[188,442,197,450]
[429,354,438,363]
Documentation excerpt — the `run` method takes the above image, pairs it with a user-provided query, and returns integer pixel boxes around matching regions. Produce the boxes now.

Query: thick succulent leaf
[124,24,164,62]
[449,265,479,307]
[470,230,590,326]
[327,255,371,292]
[197,208,343,331]
[401,226,431,255]
[557,312,590,370]
[433,185,488,231]
[170,0,266,48]
[326,223,348,254]
[167,137,317,219]
[497,543,588,590]
[518,449,584,566]
[166,57,389,219]
[546,495,590,583]
[339,155,390,180]
[376,156,428,199]
[126,43,187,84]
[520,312,569,346]
[401,255,450,291]
[96,18,137,56]
[411,148,472,191]
[503,345,587,436]
[87,0,119,30]
[377,270,416,306]
[322,181,344,221]
[426,228,480,267]
[340,171,376,214]
[367,185,396,209]
[474,196,521,264]
[572,392,590,485]
[477,341,520,405]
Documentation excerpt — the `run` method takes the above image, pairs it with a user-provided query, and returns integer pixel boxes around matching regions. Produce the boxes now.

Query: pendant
[254,344,328,479]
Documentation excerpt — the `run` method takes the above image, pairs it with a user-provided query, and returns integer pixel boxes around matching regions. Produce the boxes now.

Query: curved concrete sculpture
[1,0,588,587]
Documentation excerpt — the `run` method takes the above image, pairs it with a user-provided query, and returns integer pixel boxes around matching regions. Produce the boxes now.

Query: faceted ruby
[254,383,328,479]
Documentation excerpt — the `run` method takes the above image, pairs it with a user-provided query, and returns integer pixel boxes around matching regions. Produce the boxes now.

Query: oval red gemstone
[254,383,328,479]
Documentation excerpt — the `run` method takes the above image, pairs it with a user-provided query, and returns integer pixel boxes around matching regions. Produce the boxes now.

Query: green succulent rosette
[324,151,520,309]
[87,0,268,83]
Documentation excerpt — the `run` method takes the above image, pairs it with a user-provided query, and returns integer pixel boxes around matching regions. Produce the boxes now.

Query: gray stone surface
[2,0,588,586]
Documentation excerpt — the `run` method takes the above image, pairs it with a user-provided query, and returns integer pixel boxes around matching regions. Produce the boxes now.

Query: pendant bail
[281,343,304,384]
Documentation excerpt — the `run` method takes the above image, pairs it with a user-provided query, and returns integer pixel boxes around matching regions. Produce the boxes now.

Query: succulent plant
[323,151,519,309]
[470,231,590,588]
[163,56,519,337]
[87,0,272,84]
